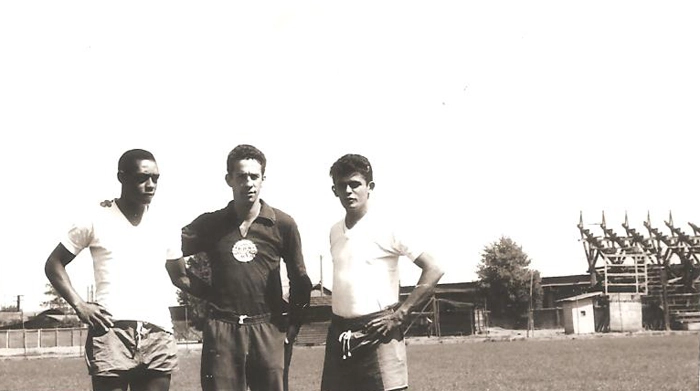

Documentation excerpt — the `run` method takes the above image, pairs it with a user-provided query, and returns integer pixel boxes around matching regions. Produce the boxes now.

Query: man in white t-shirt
[45,149,182,391]
[320,154,445,391]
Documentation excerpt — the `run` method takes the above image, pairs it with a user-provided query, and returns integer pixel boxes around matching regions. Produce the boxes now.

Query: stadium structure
[577,211,700,331]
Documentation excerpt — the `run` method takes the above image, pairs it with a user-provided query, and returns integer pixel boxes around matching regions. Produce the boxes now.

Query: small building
[0,308,79,330]
[608,292,643,332]
[400,281,481,336]
[557,292,602,335]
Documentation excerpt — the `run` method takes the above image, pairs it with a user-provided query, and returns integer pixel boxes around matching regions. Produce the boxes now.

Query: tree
[476,236,542,328]
[0,305,18,312]
[42,283,70,311]
[176,253,211,331]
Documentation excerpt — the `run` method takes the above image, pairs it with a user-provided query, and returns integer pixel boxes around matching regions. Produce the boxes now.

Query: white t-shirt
[61,200,182,331]
[329,211,424,318]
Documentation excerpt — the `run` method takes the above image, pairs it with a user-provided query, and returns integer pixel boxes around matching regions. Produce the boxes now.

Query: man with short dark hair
[45,149,181,391]
[166,144,312,391]
[321,153,445,391]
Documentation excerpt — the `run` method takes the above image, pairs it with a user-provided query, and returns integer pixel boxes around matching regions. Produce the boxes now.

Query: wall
[562,299,596,334]
[609,293,643,332]
[0,328,87,349]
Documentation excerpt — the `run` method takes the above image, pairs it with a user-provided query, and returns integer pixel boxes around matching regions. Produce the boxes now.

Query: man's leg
[283,341,294,391]
[201,318,247,391]
[320,322,345,391]
[247,321,286,391]
[137,324,178,391]
[130,372,171,391]
[92,376,128,391]
[86,325,137,391]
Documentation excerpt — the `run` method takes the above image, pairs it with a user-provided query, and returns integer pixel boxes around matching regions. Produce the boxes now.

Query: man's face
[120,159,159,205]
[332,172,373,213]
[226,159,264,205]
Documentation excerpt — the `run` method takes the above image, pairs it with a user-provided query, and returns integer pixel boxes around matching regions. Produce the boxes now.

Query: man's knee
[92,375,128,391]
[129,371,171,391]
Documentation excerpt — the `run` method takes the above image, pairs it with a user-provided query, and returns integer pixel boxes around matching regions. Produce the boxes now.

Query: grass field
[1,334,698,391]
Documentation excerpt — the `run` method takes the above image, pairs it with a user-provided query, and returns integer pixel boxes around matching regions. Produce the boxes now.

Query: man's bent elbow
[433,263,446,280]
[170,276,189,291]
[416,253,445,283]
[433,264,446,279]
[44,256,61,282]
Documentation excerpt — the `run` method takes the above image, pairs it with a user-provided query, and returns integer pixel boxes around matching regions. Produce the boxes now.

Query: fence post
[556,307,560,328]
[4,330,8,349]
[184,306,189,351]
[55,328,59,347]
[37,328,41,348]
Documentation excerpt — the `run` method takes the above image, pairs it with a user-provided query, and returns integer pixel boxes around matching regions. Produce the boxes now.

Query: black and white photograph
[1,2,699,390]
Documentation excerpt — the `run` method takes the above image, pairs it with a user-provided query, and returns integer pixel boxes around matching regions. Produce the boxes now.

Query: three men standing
[45,146,442,391]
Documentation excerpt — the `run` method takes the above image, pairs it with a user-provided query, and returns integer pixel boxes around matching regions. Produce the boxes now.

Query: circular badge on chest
[231,239,258,263]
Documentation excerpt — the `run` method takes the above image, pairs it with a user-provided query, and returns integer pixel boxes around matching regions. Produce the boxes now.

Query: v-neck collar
[343,209,370,233]
[113,198,149,227]
[222,199,277,238]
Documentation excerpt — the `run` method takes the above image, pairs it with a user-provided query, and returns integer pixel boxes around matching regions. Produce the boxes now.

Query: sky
[1,2,699,311]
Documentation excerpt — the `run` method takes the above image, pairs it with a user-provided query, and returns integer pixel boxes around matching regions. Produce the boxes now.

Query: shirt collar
[224,199,276,224]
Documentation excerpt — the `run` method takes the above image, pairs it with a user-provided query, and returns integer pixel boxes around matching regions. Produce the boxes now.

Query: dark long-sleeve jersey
[182,200,311,323]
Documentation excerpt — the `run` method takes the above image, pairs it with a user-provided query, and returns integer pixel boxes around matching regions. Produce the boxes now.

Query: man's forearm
[288,274,312,325]
[166,259,213,301]
[395,278,439,319]
[170,272,213,301]
[364,258,444,339]
[47,267,86,310]
[45,255,86,311]
[183,270,214,300]
[395,255,444,320]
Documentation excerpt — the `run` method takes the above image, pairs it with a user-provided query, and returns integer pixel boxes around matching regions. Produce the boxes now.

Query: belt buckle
[238,315,249,325]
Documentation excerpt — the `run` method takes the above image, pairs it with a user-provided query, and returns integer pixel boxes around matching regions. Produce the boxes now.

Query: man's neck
[234,199,262,222]
[115,197,147,225]
[344,206,369,229]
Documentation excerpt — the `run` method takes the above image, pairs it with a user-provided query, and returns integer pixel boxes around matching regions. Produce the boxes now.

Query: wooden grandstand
[578,212,700,330]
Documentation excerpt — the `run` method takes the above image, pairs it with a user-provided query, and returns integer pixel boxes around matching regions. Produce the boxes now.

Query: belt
[331,308,395,331]
[111,320,165,332]
[209,307,273,325]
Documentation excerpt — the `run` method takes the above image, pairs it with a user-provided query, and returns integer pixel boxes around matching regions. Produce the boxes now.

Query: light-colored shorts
[85,320,178,377]
[321,310,408,391]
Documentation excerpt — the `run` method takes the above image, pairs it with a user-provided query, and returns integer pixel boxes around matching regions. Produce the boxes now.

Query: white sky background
[1,2,699,311]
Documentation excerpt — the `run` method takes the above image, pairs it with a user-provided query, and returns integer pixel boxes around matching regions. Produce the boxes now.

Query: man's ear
[117,171,125,184]
[225,173,233,187]
[332,186,338,197]
[368,181,375,191]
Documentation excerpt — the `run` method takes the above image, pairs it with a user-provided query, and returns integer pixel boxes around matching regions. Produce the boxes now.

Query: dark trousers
[283,341,293,391]
[201,317,286,391]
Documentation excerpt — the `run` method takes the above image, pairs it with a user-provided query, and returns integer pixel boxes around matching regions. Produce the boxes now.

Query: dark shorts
[201,312,286,391]
[85,320,178,377]
[321,310,408,391]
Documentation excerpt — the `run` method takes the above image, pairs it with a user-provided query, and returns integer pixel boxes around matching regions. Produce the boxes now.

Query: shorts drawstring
[339,330,353,360]
[133,321,149,358]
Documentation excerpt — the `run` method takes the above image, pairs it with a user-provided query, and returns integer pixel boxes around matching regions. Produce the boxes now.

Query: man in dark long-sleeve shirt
[166,144,312,391]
